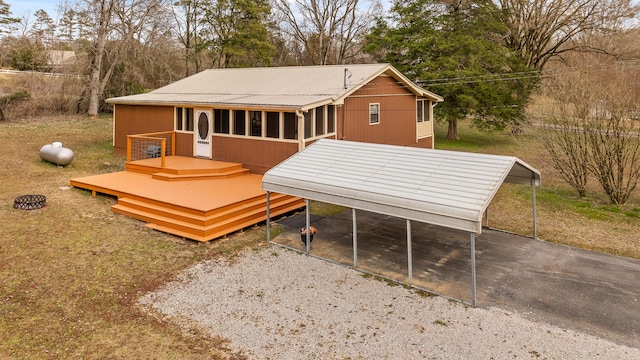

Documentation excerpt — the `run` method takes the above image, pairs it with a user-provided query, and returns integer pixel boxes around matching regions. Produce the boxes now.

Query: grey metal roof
[262,139,540,234]
[107,64,443,110]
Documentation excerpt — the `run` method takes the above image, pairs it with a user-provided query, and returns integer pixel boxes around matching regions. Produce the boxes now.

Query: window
[369,103,380,125]
[185,108,194,131]
[214,109,230,134]
[327,105,335,133]
[283,112,297,140]
[234,110,246,135]
[304,111,313,138]
[417,100,431,122]
[250,111,262,137]
[315,107,325,136]
[266,112,280,138]
[175,107,195,131]
[176,107,183,131]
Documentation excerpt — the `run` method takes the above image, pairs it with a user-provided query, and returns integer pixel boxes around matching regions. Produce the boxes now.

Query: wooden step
[147,198,306,242]
[111,194,305,242]
[115,192,296,226]
[151,168,250,181]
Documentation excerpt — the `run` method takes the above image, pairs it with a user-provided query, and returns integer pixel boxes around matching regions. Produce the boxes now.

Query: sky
[9,0,61,20]
[8,0,392,22]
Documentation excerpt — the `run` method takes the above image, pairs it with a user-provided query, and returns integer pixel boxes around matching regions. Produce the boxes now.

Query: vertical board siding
[340,75,417,146]
[175,133,194,156]
[213,137,298,174]
[114,105,174,155]
[409,136,433,149]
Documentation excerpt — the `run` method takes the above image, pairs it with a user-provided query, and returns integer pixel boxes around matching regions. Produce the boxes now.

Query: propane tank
[40,142,74,166]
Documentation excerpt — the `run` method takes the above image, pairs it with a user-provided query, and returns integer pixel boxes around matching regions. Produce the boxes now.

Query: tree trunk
[87,0,113,118]
[446,119,459,140]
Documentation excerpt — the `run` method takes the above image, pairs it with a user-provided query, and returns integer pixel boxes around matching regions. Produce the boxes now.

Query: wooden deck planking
[70,156,304,241]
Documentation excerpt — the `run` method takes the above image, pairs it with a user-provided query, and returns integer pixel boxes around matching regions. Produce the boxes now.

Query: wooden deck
[70,156,305,242]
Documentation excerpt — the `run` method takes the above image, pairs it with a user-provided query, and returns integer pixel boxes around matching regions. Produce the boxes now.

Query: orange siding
[212,137,299,174]
[114,105,174,155]
[339,76,418,146]
[175,133,194,156]
[409,136,434,149]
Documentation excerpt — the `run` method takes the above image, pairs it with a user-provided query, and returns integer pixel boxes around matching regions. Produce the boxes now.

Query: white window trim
[369,103,380,125]
[175,106,196,133]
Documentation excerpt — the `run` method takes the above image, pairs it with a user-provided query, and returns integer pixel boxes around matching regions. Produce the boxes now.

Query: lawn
[0,115,265,358]
[435,121,640,258]
[0,115,638,358]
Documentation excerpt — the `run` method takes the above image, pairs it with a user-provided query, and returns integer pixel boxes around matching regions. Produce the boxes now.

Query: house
[47,50,77,69]
[69,64,443,242]
[107,63,443,174]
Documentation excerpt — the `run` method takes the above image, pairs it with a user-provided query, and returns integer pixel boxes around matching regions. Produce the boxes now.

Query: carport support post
[305,199,311,253]
[484,209,489,227]
[407,219,413,285]
[352,209,358,268]
[532,178,537,239]
[266,191,271,242]
[470,233,477,307]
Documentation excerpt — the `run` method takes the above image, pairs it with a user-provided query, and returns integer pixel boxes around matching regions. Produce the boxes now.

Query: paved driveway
[274,210,640,349]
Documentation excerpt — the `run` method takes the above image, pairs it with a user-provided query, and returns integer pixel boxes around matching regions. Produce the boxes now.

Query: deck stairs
[73,158,304,242]
[111,192,303,242]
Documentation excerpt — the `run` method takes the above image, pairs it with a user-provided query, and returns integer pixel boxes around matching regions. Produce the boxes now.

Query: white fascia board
[263,182,482,234]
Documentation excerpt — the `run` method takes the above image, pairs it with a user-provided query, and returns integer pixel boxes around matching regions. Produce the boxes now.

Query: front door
[195,109,212,158]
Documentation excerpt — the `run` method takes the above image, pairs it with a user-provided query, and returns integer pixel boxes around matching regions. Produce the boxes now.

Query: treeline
[0,0,637,122]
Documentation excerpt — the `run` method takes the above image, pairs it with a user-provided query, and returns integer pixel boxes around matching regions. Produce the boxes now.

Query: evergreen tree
[203,0,274,68]
[30,10,55,44]
[0,0,19,35]
[365,0,536,140]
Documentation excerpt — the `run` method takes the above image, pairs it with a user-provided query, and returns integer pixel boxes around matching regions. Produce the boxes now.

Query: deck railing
[127,131,176,168]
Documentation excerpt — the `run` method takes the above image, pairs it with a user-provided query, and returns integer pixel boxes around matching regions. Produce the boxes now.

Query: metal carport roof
[262,139,541,306]
[263,139,540,235]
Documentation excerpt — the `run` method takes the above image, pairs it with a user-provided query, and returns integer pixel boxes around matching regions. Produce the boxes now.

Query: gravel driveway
[139,246,640,359]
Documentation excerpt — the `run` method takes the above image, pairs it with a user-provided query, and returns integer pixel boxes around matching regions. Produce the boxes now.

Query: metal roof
[262,139,540,234]
[107,64,443,110]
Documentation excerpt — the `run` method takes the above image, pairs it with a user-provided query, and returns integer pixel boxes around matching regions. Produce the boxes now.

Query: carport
[262,139,540,306]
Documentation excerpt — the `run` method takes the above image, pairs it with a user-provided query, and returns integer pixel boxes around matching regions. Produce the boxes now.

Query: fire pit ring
[14,195,47,210]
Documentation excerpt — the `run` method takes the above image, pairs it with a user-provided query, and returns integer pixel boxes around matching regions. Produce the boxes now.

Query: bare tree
[539,60,640,204]
[71,0,166,117]
[172,0,205,77]
[583,64,640,204]
[538,71,592,197]
[273,0,382,65]
[499,0,639,70]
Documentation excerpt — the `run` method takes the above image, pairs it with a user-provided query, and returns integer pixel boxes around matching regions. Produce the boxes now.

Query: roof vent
[344,68,352,89]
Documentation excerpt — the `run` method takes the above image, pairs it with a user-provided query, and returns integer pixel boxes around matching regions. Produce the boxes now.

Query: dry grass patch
[0,115,263,358]
[1,115,638,358]
[435,121,640,259]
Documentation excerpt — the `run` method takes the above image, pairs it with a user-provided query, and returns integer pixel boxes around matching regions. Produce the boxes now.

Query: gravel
[139,246,640,359]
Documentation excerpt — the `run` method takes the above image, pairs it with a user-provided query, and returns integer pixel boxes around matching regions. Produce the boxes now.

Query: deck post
[352,208,357,268]
[470,232,477,307]
[305,199,311,254]
[160,140,166,168]
[126,137,132,162]
[407,219,413,285]
[266,191,271,242]
[171,132,176,156]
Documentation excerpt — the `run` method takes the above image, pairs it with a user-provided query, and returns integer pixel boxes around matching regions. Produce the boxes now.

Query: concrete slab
[273,209,640,349]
